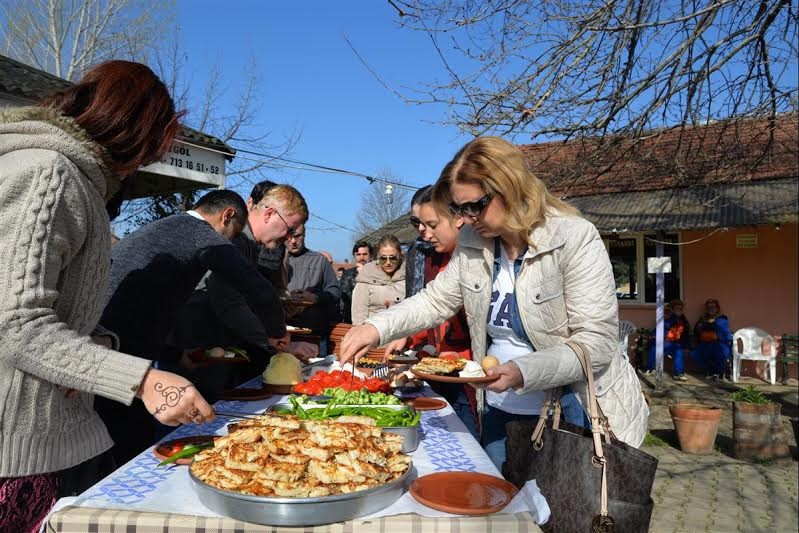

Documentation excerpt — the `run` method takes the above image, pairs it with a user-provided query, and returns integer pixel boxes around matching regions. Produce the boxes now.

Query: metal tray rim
[188,460,412,504]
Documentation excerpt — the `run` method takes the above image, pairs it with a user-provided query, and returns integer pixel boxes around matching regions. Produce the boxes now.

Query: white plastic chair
[732,327,777,385]
[619,320,637,359]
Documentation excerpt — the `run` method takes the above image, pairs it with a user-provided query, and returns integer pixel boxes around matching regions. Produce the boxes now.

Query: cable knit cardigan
[0,107,152,477]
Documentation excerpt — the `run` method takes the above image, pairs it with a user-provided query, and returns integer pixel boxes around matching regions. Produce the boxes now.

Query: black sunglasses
[377,255,400,264]
[409,215,425,229]
[449,192,494,218]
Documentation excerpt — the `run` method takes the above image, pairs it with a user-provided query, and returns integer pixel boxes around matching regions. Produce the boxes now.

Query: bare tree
[378,1,797,145]
[355,170,412,235]
[0,1,298,228]
[115,30,300,227]
[0,0,171,80]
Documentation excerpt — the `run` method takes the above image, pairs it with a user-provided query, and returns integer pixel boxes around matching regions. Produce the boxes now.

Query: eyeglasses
[409,216,426,230]
[377,255,400,264]
[268,206,296,237]
[448,192,494,218]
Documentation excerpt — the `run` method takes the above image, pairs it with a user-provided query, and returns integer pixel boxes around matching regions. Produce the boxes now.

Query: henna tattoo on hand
[153,383,193,415]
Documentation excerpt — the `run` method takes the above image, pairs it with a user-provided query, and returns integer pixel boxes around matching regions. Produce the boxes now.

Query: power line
[309,212,359,234]
[173,139,418,191]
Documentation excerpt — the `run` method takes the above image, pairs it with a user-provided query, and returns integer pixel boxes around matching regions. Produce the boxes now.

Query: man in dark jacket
[170,182,317,366]
[644,298,691,381]
[98,188,300,464]
[339,241,372,323]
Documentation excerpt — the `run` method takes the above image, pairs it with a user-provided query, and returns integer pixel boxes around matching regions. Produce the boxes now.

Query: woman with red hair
[0,60,214,531]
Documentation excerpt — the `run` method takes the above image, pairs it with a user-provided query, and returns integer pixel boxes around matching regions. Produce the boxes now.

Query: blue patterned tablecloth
[64,378,520,520]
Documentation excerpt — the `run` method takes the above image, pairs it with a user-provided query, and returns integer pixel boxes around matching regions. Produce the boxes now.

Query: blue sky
[177,1,470,261]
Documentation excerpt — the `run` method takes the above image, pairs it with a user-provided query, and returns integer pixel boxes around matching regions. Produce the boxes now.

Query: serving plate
[190,461,413,526]
[409,471,517,515]
[410,368,499,384]
[262,383,297,395]
[402,397,447,412]
[153,435,216,465]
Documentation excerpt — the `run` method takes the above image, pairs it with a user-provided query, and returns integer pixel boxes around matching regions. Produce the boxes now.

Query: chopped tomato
[167,443,185,455]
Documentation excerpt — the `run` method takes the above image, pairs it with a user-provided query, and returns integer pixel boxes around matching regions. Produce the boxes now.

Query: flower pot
[733,401,790,461]
[669,403,722,454]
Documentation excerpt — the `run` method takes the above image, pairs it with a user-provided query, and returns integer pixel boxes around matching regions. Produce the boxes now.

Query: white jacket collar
[457,213,569,259]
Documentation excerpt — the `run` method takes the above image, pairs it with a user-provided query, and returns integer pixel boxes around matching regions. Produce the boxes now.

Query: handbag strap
[566,341,611,521]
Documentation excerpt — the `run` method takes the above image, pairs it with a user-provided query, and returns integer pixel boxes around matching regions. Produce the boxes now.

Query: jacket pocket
[529,276,568,332]
[459,274,487,293]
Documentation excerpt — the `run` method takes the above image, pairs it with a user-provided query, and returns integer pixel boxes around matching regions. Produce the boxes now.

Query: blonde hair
[432,136,579,246]
[257,184,309,222]
[376,234,402,255]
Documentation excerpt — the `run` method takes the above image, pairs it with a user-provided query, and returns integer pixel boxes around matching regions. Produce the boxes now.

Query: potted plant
[668,402,722,454]
[731,385,790,461]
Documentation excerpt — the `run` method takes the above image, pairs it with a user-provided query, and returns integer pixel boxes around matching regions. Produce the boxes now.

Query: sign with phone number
[140,143,227,187]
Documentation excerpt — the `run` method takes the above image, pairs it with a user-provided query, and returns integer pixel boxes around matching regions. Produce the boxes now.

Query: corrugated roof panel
[362,178,798,243]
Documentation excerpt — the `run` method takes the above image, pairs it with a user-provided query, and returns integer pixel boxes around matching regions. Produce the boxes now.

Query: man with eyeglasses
[284,225,341,355]
[170,181,318,367]
[98,189,292,465]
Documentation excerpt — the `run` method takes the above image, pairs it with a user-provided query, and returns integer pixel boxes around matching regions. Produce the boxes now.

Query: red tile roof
[519,114,798,198]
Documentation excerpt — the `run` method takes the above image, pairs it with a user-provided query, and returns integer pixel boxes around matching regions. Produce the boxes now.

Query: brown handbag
[502,341,658,533]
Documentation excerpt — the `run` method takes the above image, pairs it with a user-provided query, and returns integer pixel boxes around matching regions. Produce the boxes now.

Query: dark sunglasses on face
[448,192,494,218]
[409,216,425,229]
[378,255,400,264]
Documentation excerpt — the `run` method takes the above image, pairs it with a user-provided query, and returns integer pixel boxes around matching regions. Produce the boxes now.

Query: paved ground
[639,373,798,532]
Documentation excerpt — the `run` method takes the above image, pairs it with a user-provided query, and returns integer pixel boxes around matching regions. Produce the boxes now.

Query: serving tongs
[213,410,264,420]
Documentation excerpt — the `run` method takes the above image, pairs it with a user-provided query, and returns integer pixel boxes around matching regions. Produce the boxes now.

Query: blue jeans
[647,341,685,375]
[451,390,479,439]
[692,342,730,376]
[481,390,589,470]
[481,404,540,470]
[560,390,590,428]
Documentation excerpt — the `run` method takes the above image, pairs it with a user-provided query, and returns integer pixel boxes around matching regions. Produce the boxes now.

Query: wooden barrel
[733,402,790,460]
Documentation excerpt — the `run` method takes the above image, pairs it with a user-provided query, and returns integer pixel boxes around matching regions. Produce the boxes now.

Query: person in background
[339,241,373,323]
[339,137,648,471]
[336,267,345,280]
[98,189,291,465]
[644,298,691,381]
[692,298,733,381]
[0,60,214,532]
[285,225,341,355]
[351,235,406,325]
[405,185,436,298]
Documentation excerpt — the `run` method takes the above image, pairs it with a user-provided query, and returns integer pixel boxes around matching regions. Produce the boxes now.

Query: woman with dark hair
[351,235,406,325]
[0,60,214,531]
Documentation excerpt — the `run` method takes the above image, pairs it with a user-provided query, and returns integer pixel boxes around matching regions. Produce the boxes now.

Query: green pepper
[157,442,213,467]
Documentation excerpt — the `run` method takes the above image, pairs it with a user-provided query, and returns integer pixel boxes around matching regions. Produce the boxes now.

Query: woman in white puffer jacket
[340,136,648,449]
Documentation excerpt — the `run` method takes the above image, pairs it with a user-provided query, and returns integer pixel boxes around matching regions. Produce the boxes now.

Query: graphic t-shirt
[485,244,546,415]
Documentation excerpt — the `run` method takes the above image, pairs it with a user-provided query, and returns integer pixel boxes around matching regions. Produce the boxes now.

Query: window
[603,233,682,304]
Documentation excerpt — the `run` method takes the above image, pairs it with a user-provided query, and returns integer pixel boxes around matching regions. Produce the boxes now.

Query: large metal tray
[268,403,420,452]
[189,462,413,526]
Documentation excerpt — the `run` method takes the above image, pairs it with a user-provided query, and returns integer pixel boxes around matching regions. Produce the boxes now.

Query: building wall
[620,223,798,380]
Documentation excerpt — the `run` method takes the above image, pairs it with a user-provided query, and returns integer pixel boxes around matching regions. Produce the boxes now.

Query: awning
[568,178,798,232]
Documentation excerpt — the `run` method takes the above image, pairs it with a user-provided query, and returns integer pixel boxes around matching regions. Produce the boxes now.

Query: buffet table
[45,378,544,532]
